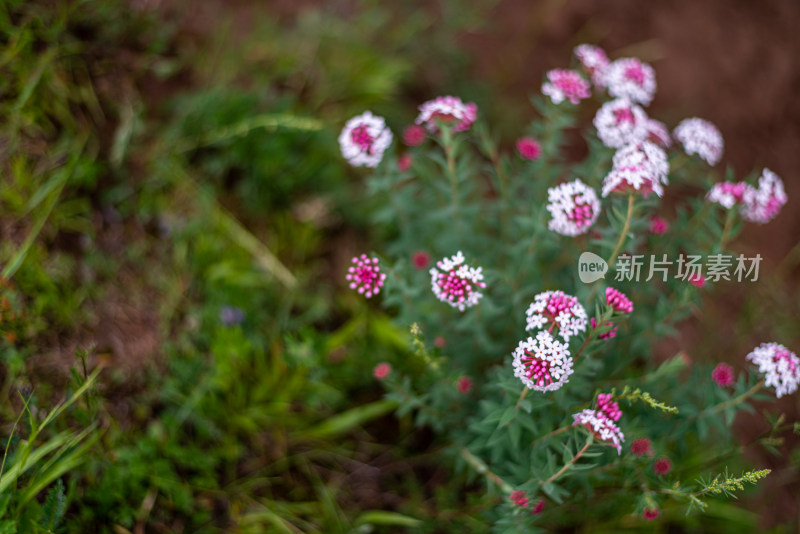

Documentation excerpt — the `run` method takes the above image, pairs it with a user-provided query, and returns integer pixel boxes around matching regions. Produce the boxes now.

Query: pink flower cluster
[338,111,393,168]
[673,118,724,165]
[429,251,486,311]
[542,69,591,105]
[525,290,588,342]
[509,491,545,514]
[740,168,787,224]
[546,179,601,236]
[346,254,387,298]
[572,405,625,455]
[590,317,617,340]
[516,137,542,160]
[631,438,651,456]
[602,141,669,198]
[574,44,609,88]
[513,331,574,392]
[746,342,799,398]
[649,216,669,235]
[711,362,735,387]
[593,98,649,148]
[606,287,633,314]
[596,393,622,421]
[415,96,477,133]
[604,57,657,106]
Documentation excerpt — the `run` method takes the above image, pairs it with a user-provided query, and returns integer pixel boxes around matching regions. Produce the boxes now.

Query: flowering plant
[341,48,793,530]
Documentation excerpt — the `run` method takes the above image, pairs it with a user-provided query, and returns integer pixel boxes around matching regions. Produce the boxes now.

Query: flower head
[542,69,591,105]
[653,457,672,476]
[346,254,387,298]
[591,317,617,339]
[516,137,542,161]
[707,181,753,209]
[412,250,431,270]
[645,118,671,147]
[593,99,649,148]
[574,44,609,88]
[416,96,477,133]
[525,290,588,342]
[712,362,735,387]
[510,490,530,509]
[429,251,486,311]
[597,392,622,421]
[373,362,391,380]
[606,287,634,314]
[604,58,657,105]
[513,331,574,392]
[531,499,546,514]
[674,118,723,165]
[457,376,473,394]
[546,179,601,236]
[572,408,625,454]
[649,216,669,235]
[338,111,393,168]
[741,168,787,224]
[631,438,651,456]
[602,141,669,198]
[746,342,799,398]
[643,508,659,521]
[688,273,706,288]
[402,124,427,146]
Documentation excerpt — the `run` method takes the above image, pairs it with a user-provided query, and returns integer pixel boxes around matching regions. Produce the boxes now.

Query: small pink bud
[516,137,541,161]
[653,457,672,476]
[412,250,430,270]
[402,125,426,146]
[711,363,735,387]
[457,376,472,394]
[373,362,391,380]
[397,152,412,172]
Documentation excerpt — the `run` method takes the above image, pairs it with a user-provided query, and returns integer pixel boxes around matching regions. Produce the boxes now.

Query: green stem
[542,440,591,485]
[606,193,635,266]
[702,380,764,418]
[460,448,513,494]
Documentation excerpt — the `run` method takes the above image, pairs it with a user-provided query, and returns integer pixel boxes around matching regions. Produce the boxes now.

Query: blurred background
[0,0,798,531]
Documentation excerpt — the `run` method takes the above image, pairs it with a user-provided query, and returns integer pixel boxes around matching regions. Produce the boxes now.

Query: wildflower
[596,393,622,421]
[653,457,672,476]
[516,137,542,161]
[606,287,633,314]
[572,408,625,454]
[688,273,706,288]
[219,306,245,327]
[574,44,609,88]
[593,99,649,148]
[590,317,617,339]
[605,58,657,105]
[510,490,530,508]
[338,111,393,168]
[649,216,669,235]
[546,179,601,236]
[673,118,723,165]
[541,69,591,105]
[531,499,546,514]
[712,363,735,387]
[707,181,752,209]
[741,168,787,224]
[434,336,447,348]
[416,96,477,133]
[457,376,473,394]
[513,331,574,392]
[643,508,659,521]
[412,250,431,270]
[602,141,669,198]
[402,124,426,146]
[429,251,486,311]
[631,438,651,456]
[645,118,671,147]
[745,342,799,398]
[397,152,413,172]
[373,362,391,380]
[525,290,588,342]
[346,254,387,298]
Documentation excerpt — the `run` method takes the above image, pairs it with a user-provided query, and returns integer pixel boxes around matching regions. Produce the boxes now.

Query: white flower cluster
[673,118,724,166]
[512,331,574,392]
[740,168,788,224]
[572,408,625,454]
[604,57,657,106]
[338,111,393,168]
[574,44,609,88]
[525,290,588,342]
[429,251,486,311]
[602,141,669,197]
[593,99,649,148]
[415,96,477,133]
[546,179,601,236]
[746,342,799,398]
